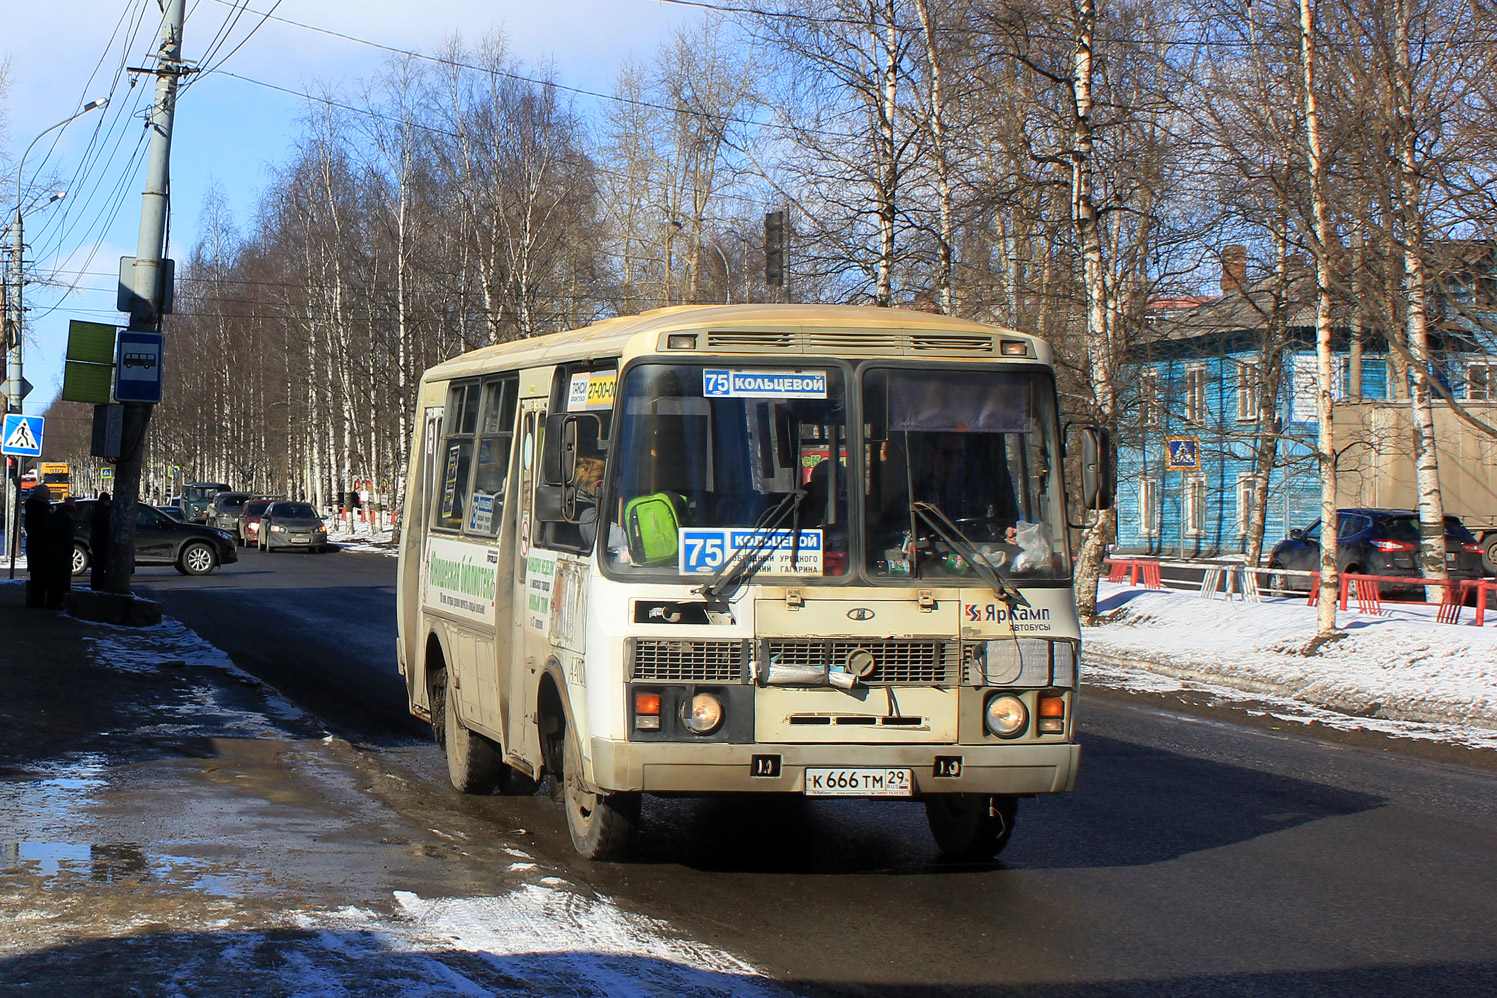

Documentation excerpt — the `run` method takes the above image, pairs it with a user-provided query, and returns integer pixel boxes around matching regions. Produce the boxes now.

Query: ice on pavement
[1084,581,1497,748]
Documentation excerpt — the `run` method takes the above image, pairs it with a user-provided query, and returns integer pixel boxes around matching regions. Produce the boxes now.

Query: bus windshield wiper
[910,501,1030,609]
[696,488,806,605]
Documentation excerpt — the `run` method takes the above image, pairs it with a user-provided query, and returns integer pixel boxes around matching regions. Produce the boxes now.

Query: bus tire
[562,731,639,861]
[925,793,1018,860]
[438,671,503,795]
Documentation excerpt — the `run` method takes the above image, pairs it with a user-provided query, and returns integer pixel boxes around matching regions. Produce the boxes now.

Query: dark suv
[71,500,239,577]
[1269,508,1487,592]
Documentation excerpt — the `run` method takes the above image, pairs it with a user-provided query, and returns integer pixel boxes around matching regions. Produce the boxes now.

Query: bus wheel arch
[535,669,568,788]
[536,668,640,861]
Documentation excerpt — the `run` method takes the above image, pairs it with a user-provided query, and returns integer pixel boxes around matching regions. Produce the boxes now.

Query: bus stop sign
[115,331,164,403]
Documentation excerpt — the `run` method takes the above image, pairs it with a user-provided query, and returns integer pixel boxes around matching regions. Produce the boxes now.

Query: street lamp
[4,97,108,573]
[7,97,109,411]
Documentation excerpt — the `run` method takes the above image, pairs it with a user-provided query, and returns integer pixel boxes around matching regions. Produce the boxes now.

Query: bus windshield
[601,362,1068,583]
[862,367,1068,581]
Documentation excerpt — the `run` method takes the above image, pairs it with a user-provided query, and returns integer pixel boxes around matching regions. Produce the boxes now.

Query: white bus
[396,304,1112,860]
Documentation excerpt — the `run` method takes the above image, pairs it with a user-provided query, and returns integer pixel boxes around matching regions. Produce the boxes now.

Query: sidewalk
[1083,581,1497,750]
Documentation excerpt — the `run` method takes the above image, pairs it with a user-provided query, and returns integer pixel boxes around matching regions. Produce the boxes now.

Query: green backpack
[624,492,687,565]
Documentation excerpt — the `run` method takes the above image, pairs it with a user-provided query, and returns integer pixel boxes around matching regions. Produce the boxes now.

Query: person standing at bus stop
[46,497,79,610]
[22,484,53,608]
[90,492,113,591]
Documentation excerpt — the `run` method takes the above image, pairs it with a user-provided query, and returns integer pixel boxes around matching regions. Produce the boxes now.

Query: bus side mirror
[1080,425,1114,511]
[541,412,603,487]
[535,485,566,522]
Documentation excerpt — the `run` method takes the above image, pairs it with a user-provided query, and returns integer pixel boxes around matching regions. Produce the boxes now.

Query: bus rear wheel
[437,672,504,794]
[562,732,639,861]
[925,793,1018,860]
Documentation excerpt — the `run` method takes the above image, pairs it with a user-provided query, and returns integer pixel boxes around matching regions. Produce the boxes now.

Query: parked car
[1269,508,1487,593]
[157,504,185,522]
[180,482,231,523]
[258,501,330,552]
[238,497,280,546]
[71,499,239,577]
[206,491,254,537]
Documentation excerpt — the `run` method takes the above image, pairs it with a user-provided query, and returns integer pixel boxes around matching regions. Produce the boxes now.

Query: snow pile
[290,884,788,996]
[1084,581,1497,739]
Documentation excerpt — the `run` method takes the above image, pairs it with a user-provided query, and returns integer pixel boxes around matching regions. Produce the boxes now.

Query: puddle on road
[0,841,250,896]
[1,755,258,899]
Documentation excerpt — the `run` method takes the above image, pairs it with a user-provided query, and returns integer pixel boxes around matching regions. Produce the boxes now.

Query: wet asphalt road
[136,545,1497,996]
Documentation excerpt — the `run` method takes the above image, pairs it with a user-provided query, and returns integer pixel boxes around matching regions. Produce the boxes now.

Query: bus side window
[432,382,480,532]
[540,364,614,554]
[466,376,518,537]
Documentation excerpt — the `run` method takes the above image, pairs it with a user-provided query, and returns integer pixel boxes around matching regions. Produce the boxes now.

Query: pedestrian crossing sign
[1,414,44,457]
[1164,435,1200,471]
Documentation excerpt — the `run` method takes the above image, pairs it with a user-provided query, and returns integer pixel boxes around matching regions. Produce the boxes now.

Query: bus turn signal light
[635,693,662,731]
[1037,695,1065,734]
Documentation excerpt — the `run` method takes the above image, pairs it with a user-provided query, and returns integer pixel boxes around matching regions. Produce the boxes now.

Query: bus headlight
[682,693,724,734]
[984,695,1028,738]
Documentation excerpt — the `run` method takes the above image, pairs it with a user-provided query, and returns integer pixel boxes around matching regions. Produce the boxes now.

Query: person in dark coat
[46,497,79,609]
[23,485,53,608]
[90,491,113,591]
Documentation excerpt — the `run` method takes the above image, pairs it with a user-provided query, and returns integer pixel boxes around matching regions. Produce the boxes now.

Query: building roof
[1141,267,1342,353]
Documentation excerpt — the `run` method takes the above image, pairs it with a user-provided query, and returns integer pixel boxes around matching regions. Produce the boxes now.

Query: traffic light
[764,211,786,287]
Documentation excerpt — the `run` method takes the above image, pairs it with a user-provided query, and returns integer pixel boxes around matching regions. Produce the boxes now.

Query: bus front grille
[629,639,748,682]
[760,639,960,686]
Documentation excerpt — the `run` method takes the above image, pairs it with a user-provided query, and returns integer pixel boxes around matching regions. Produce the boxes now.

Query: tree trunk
[1393,0,1449,600]
[1299,0,1340,643]
[1071,0,1116,625]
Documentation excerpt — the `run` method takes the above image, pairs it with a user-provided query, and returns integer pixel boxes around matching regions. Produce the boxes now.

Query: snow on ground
[325,520,399,557]
[285,885,788,997]
[1084,580,1497,748]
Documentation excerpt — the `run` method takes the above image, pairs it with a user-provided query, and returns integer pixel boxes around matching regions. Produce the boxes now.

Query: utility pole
[2,243,12,572]
[103,0,187,594]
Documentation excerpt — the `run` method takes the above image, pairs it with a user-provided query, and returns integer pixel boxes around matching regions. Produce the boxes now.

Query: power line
[199,0,819,137]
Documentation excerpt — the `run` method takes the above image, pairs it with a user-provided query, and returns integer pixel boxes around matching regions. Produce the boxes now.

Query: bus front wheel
[436,672,503,794]
[563,733,639,861]
[925,793,1018,860]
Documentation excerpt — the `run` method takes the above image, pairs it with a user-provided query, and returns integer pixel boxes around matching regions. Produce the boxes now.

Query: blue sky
[5,0,696,416]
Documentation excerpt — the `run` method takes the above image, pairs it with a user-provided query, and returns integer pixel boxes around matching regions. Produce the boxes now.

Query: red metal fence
[1103,558,1495,627]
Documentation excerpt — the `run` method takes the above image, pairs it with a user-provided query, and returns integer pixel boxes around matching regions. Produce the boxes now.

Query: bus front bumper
[588,738,1079,796]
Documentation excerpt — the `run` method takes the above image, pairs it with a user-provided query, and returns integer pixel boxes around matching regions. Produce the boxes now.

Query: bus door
[508,396,549,775]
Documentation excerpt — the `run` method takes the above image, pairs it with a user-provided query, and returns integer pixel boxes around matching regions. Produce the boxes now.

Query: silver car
[258,501,330,553]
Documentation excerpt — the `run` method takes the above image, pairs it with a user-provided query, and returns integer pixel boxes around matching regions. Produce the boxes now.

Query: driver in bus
[922,431,1019,544]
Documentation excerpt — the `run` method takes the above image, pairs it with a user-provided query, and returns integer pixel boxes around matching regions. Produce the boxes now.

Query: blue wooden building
[1114,249,1495,559]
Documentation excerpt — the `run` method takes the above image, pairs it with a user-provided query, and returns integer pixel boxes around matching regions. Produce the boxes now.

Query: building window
[1184,475,1207,538]
[1236,473,1254,537]
[1236,355,1261,422]
[1140,369,1160,428]
[1470,363,1494,401]
[1139,477,1160,538]
[1185,365,1208,424]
